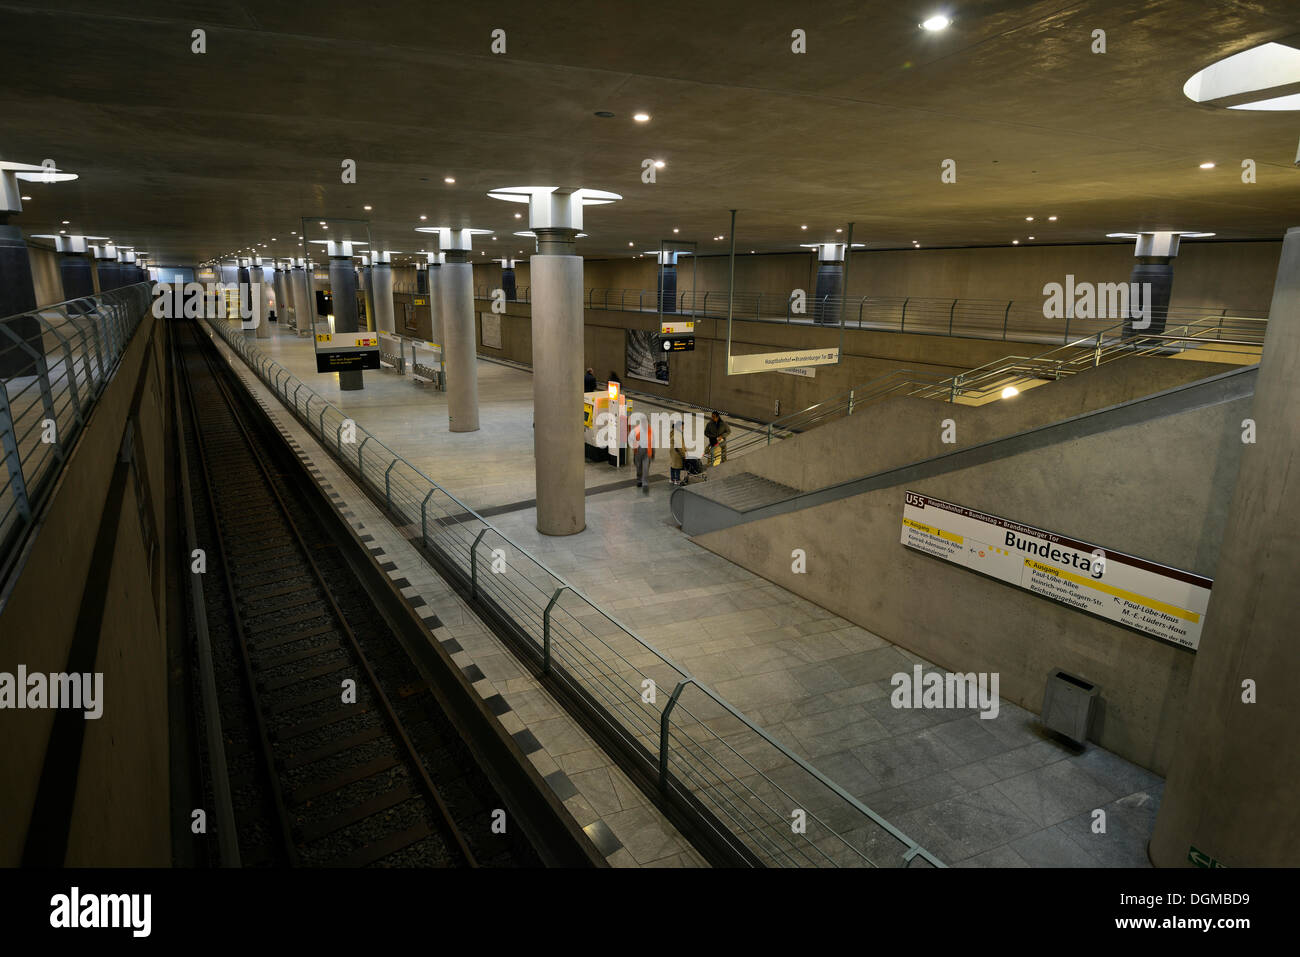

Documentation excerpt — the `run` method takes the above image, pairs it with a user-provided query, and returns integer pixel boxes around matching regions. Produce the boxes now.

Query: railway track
[173,318,549,867]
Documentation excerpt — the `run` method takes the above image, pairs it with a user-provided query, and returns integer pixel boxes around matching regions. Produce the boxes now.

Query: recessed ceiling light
[62,220,69,224]
[628,241,633,246]
[1025,216,1034,221]
[1012,239,1019,244]
[633,113,650,122]
[672,228,679,234]
[1028,236,1036,240]
[20,195,31,201]
[654,160,665,168]
[444,176,455,183]
[800,225,807,230]
[420,215,427,220]
[1199,161,1215,169]
[750,249,755,253]
[1001,386,1019,399]
[921,15,951,31]
[1048,215,1058,221]
[835,228,842,233]
[60,229,66,234]
[363,205,372,210]
[514,212,522,219]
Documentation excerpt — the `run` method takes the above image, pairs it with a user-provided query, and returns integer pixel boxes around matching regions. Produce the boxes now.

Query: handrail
[202,312,943,868]
[0,283,154,582]
[478,286,1266,347]
[724,313,1267,459]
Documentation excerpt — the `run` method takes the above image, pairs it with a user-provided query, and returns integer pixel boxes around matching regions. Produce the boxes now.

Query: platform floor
[243,320,1163,867]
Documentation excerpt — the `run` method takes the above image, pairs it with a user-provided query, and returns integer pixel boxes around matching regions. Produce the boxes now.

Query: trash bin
[1042,669,1098,746]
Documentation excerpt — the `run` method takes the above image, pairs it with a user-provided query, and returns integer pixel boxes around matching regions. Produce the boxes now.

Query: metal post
[470,527,491,598]
[949,373,961,403]
[840,222,854,358]
[848,389,855,415]
[658,679,695,787]
[0,383,31,523]
[384,459,397,508]
[357,435,370,473]
[725,209,737,367]
[420,488,436,545]
[900,297,909,332]
[1003,301,1012,340]
[542,586,570,674]
[948,298,957,336]
[1094,331,1102,367]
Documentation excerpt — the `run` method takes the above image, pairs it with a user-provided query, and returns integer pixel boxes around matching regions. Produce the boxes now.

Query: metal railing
[467,285,1262,347]
[724,314,1267,460]
[0,283,154,578]
[202,313,943,868]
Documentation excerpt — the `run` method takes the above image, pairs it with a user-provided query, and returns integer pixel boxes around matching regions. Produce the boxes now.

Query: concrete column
[328,250,363,390]
[31,235,102,312]
[291,260,312,337]
[441,250,479,431]
[0,222,41,376]
[94,245,121,292]
[272,262,290,328]
[498,259,518,301]
[1148,226,1300,868]
[487,185,621,536]
[371,252,396,334]
[415,262,428,295]
[1117,231,1206,338]
[358,260,376,332]
[530,238,585,534]
[427,255,445,346]
[252,258,271,339]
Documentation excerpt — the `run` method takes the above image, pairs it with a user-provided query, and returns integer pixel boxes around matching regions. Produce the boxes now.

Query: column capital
[487,186,620,233]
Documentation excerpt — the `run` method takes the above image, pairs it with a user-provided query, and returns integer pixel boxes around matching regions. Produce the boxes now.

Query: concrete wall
[716,357,1234,491]
[0,308,171,865]
[693,394,1247,775]
[579,240,1282,316]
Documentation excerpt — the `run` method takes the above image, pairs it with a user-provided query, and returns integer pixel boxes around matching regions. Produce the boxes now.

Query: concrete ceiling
[3,0,1299,265]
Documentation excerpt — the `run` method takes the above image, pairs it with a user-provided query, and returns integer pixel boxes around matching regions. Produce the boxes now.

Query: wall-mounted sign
[777,366,816,378]
[660,335,695,352]
[728,347,840,376]
[315,330,380,373]
[899,491,1212,650]
[661,320,695,335]
[481,311,502,349]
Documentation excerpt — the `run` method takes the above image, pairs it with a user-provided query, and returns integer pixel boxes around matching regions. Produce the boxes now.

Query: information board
[314,331,380,373]
[899,491,1212,650]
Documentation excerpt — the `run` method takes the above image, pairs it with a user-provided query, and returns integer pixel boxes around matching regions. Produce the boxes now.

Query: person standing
[669,422,686,485]
[584,367,597,392]
[630,416,653,494]
[705,411,731,464]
